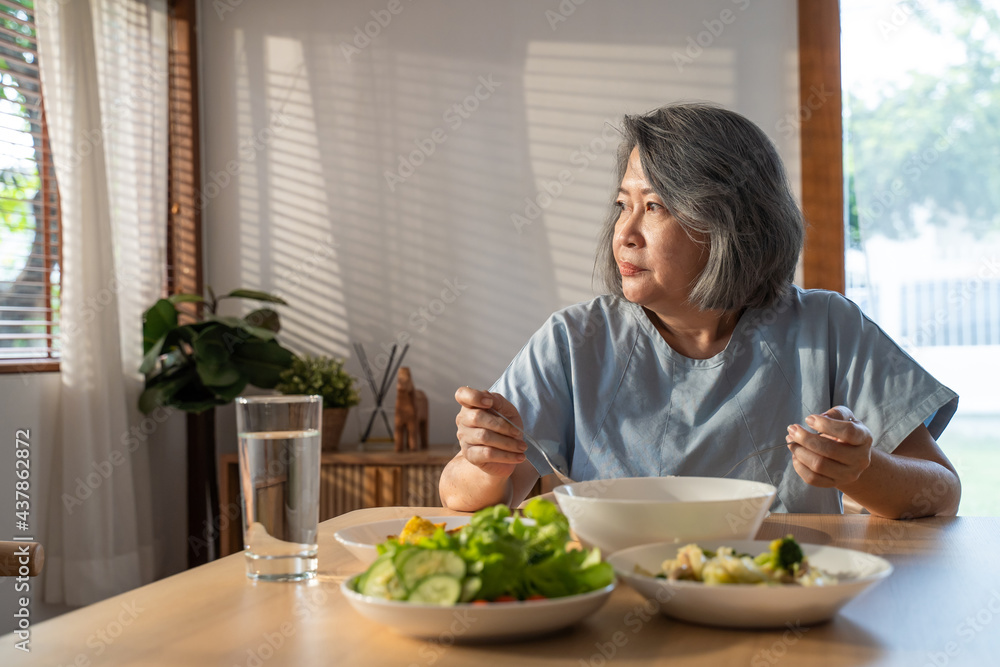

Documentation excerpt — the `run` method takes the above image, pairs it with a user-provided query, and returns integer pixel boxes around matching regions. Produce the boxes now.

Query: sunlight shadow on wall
[235,32,351,358]
[301,45,550,412]
[522,40,735,305]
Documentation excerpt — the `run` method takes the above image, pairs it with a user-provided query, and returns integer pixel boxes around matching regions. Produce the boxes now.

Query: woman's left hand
[786,406,873,488]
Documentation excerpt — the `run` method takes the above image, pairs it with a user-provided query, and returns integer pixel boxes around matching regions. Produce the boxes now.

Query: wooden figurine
[394,367,428,451]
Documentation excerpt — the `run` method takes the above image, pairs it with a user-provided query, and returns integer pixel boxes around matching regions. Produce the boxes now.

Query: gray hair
[596,102,804,311]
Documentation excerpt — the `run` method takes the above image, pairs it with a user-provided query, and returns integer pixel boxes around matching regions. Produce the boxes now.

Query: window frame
[1,0,204,375]
[798,0,846,294]
[0,0,62,374]
[166,0,203,317]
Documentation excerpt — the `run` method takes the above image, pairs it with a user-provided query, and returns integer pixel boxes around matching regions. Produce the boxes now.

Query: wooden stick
[357,342,389,442]
[0,541,44,577]
[387,344,409,386]
[376,344,398,402]
[353,343,380,401]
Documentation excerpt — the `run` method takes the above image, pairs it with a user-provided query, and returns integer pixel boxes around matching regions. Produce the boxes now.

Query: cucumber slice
[386,574,408,600]
[392,547,419,574]
[398,550,466,589]
[459,576,481,602]
[407,575,462,605]
[360,555,404,600]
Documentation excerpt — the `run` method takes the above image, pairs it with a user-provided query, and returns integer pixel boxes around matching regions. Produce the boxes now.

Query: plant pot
[322,407,350,451]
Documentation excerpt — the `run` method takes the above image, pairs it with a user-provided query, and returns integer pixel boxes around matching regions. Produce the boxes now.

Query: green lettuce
[363,498,614,602]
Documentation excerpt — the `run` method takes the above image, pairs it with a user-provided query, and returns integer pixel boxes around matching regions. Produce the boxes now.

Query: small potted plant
[276,354,360,450]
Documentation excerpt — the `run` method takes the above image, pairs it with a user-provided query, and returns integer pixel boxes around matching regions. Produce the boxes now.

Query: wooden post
[186,409,218,566]
[798,0,845,293]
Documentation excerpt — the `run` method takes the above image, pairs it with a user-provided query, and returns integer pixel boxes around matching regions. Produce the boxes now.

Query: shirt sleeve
[826,292,959,453]
[489,314,575,477]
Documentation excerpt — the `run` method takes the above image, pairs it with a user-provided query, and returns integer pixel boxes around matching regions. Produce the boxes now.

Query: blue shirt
[491,286,959,513]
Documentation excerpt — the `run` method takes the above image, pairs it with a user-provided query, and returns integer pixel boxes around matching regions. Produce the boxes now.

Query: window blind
[0,0,61,368]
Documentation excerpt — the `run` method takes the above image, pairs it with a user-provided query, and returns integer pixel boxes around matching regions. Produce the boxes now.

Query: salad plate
[607,539,893,628]
[341,579,615,641]
[339,499,617,640]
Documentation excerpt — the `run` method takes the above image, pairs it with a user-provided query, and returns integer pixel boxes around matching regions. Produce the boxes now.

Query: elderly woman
[439,103,960,518]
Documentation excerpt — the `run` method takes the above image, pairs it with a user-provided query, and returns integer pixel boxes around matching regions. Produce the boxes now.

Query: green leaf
[205,315,244,328]
[205,315,277,342]
[196,352,242,387]
[220,289,288,305]
[139,335,166,375]
[206,285,217,314]
[241,325,276,341]
[138,366,197,414]
[274,354,359,408]
[167,293,205,305]
[138,385,166,415]
[171,390,224,413]
[523,497,563,526]
[232,340,296,388]
[192,326,243,387]
[244,308,280,333]
[142,299,177,354]
[211,375,249,403]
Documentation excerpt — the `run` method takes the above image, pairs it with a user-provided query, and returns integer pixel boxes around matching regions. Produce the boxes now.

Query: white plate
[334,516,473,565]
[341,578,615,641]
[607,539,892,628]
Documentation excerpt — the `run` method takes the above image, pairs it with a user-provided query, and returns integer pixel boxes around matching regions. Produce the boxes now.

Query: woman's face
[613,147,708,313]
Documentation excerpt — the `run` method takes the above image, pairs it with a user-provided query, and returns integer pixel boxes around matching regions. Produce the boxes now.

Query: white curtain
[36,0,168,606]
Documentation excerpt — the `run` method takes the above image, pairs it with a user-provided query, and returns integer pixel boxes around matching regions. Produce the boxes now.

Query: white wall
[200,0,802,452]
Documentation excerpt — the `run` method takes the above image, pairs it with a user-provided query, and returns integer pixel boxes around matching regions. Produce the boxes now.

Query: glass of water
[235,395,322,581]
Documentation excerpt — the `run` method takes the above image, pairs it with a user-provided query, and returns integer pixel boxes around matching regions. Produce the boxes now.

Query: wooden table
[5,510,1000,666]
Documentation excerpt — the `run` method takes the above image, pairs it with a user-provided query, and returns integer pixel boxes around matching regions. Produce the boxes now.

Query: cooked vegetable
[351,498,614,604]
[654,536,834,587]
[754,535,805,572]
[395,516,450,545]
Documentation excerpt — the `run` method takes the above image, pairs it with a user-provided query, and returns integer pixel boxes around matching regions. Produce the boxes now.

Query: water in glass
[238,428,321,581]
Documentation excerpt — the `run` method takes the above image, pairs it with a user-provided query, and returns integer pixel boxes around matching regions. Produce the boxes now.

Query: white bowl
[334,516,473,565]
[341,577,615,641]
[553,476,776,553]
[607,539,893,627]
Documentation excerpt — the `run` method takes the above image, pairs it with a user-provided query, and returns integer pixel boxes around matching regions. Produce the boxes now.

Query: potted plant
[275,354,360,450]
[138,287,297,564]
[138,288,296,413]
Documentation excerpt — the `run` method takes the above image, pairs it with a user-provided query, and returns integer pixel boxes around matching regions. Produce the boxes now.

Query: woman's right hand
[454,387,528,479]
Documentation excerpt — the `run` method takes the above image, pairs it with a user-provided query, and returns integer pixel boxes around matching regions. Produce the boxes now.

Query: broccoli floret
[773,535,804,571]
